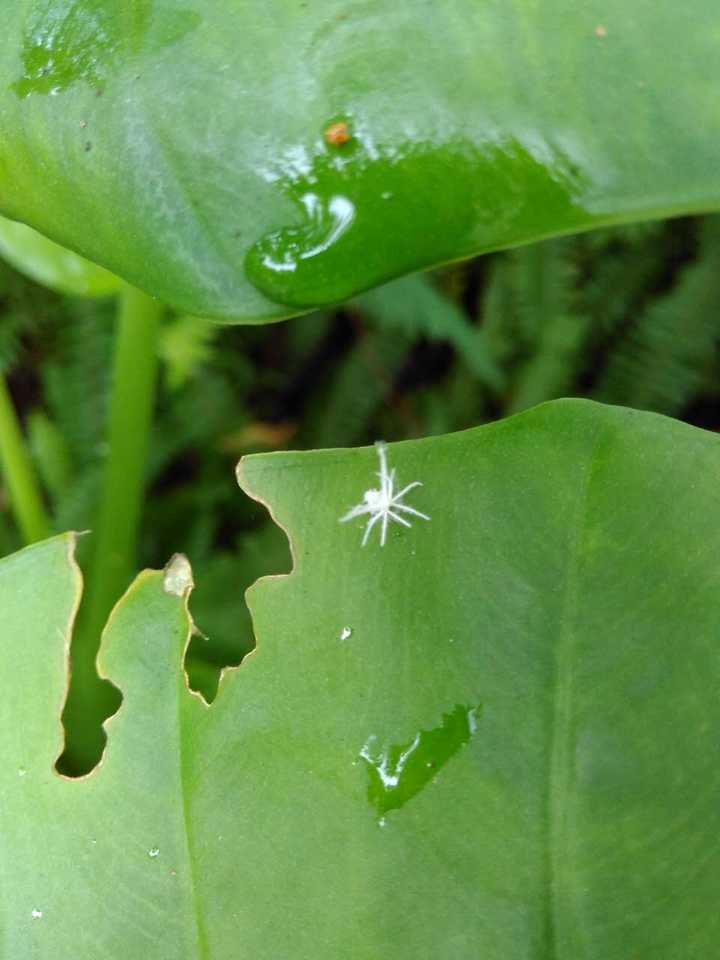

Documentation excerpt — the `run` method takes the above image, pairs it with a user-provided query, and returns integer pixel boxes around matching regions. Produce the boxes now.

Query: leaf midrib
[545,431,601,959]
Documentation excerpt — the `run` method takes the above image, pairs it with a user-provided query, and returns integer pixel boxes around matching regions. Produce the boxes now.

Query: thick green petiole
[59,283,164,774]
[0,372,51,544]
[82,283,164,640]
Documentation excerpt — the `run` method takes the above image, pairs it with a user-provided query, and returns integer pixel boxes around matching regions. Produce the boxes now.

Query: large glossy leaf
[0,3,718,322]
[2,399,719,956]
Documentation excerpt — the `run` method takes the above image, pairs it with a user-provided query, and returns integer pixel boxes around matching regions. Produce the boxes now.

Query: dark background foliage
[1,214,718,698]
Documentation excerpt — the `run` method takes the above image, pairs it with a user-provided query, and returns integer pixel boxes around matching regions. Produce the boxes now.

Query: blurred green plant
[1,215,719,702]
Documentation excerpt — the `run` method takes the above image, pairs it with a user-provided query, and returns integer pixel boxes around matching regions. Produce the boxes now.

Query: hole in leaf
[183,517,292,702]
[56,675,121,778]
[359,704,482,818]
[55,541,124,778]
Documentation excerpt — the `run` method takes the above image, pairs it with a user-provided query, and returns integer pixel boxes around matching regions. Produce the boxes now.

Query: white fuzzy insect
[340,442,430,547]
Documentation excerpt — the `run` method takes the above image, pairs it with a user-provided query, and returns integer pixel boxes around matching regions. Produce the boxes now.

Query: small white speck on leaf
[31,909,42,920]
[18,768,26,777]
[148,848,160,859]
[468,706,480,734]
[340,626,353,641]
[163,553,193,597]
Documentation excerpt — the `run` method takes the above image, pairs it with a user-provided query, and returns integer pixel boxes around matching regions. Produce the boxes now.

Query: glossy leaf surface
[0,3,719,321]
[2,400,720,956]
[0,215,120,297]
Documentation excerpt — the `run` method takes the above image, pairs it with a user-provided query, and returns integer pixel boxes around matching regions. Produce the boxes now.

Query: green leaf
[1,3,718,321]
[0,215,120,297]
[3,399,719,955]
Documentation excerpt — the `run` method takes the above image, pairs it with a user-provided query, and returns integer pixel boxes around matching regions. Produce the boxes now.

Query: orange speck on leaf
[324,121,352,147]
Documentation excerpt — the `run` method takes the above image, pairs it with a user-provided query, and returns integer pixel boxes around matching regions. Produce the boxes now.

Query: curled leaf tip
[163,553,194,597]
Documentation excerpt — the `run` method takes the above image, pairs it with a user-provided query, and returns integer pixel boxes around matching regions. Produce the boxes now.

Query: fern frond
[0,261,54,373]
[481,255,524,371]
[284,310,334,361]
[506,240,591,413]
[149,370,244,481]
[356,274,504,391]
[594,218,720,415]
[42,298,113,467]
[307,326,409,448]
[577,221,670,335]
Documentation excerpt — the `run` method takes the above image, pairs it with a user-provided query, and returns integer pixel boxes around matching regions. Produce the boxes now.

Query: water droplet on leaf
[359,703,482,818]
[246,131,588,309]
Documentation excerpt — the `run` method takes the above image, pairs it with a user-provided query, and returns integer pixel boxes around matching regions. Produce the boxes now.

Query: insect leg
[380,511,389,546]
[394,503,430,520]
[394,481,422,499]
[387,509,412,528]
[361,511,382,546]
[376,444,390,497]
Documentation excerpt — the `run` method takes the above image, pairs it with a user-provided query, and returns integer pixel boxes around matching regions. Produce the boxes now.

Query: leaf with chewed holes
[2,399,720,957]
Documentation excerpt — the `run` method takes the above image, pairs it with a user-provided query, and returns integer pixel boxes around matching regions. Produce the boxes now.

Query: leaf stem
[59,283,163,774]
[0,372,51,544]
[84,283,164,635]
